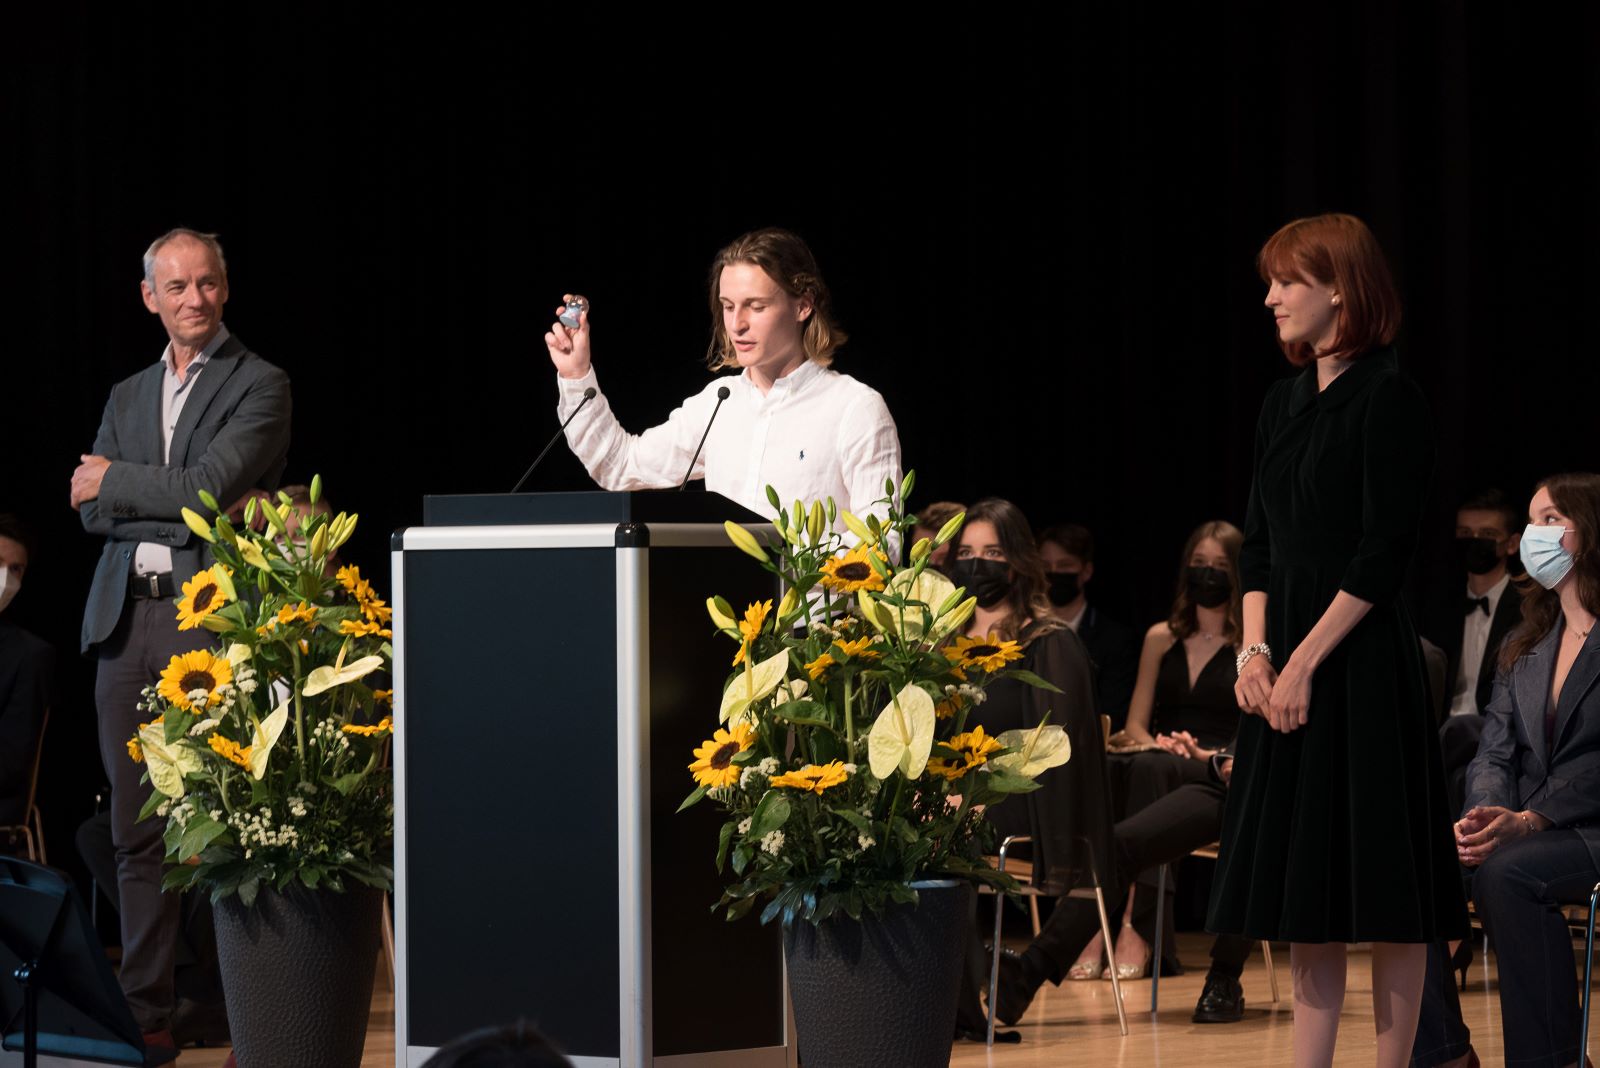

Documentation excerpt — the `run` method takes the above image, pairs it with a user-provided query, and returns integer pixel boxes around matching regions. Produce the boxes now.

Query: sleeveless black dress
[1206,349,1468,943]
[1151,640,1240,750]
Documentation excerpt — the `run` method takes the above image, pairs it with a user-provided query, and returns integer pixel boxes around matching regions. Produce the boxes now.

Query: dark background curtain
[5,9,1598,898]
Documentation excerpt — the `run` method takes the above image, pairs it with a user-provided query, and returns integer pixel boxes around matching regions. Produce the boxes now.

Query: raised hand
[544,293,592,380]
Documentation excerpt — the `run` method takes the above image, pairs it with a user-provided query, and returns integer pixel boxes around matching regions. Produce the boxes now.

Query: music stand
[0,857,169,1066]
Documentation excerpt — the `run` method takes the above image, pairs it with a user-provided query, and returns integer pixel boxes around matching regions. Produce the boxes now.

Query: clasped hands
[1234,654,1313,734]
[1455,805,1546,867]
[1154,730,1233,784]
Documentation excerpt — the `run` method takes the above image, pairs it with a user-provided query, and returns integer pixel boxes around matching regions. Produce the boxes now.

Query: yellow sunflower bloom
[946,633,1025,674]
[336,565,368,597]
[926,724,1006,781]
[207,733,253,770]
[276,601,319,627]
[127,737,143,763]
[372,689,393,706]
[339,618,393,638]
[731,599,773,666]
[175,567,232,631]
[688,722,755,790]
[361,597,393,625]
[934,692,968,720]
[833,635,881,661]
[157,650,234,711]
[342,716,395,737]
[818,546,887,594]
[805,652,836,681]
[769,760,851,796]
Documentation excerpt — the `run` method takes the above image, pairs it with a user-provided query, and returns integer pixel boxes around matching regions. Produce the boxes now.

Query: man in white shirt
[544,228,902,530]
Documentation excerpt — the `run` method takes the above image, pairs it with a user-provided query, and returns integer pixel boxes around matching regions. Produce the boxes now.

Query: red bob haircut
[1257,213,1402,366]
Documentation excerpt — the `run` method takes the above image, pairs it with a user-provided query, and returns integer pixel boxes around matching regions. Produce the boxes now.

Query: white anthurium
[867,683,936,780]
[246,699,292,780]
[140,722,206,799]
[860,568,958,642]
[224,643,252,670]
[303,644,385,697]
[991,722,1073,777]
[719,648,791,726]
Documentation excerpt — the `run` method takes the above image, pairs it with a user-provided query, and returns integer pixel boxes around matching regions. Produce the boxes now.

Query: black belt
[129,572,176,600]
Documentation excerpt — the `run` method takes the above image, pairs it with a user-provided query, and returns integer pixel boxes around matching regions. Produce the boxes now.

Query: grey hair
[142,228,228,288]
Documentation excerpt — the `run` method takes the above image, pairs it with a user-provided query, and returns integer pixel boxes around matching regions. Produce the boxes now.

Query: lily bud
[309,474,323,505]
[723,521,768,563]
[181,507,216,544]
[840,510,875,545]
[197,489,221,513]
[777,586,800,621]
[911,538,931,563]
[807,500,825,545]
[707,596,737,630]
[310,524,329,559]
[934,511,967,547]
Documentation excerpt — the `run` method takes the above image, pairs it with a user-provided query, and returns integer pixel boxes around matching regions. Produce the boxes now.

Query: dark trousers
[1411,939,1472,1068]
[1469,830,1599,1068]
[1111,750,1216,974]
[94,597,209,1031]
[1028,777,1254,983]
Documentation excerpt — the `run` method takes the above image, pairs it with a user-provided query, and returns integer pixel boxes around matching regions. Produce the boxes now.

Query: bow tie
[1464,596,1490,617]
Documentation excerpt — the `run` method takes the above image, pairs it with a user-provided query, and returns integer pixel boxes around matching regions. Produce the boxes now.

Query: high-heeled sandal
[1067,942,1105,980]
[1105,921,1152,980]
[1450,939,1474,990]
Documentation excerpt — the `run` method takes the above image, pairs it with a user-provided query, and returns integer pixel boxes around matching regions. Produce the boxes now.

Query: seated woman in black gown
[1067,520,1244,981]
[945,498,1114,1039]
[1442,473,1600,1068]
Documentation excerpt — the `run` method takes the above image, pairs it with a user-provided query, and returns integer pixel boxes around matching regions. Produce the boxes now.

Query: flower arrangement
[128,477,394,905]
[683,472,1071,926]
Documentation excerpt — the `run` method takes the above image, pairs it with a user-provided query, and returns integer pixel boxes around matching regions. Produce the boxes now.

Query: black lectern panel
[422,492,766,528]
[403,547,620,1056]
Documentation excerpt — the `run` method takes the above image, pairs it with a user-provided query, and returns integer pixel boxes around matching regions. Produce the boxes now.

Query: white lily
[867,683,936,780]
[991,722,1073,777]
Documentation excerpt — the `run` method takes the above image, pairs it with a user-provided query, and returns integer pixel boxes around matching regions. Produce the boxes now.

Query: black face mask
[1452,536,1502,577]
[1185,566,1232,609]
[947,558,1012,609]
[1046,571,1082,607]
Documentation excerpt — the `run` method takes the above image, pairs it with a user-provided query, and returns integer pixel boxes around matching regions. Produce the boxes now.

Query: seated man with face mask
[0,514,54,843]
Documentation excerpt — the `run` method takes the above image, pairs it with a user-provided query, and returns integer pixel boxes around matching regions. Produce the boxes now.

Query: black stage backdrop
[5,11,1599,904]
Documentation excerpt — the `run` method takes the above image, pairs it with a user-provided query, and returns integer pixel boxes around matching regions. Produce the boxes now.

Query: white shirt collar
[1466,571,1511,613]
[745,357,825,398]
[160,323,231,379]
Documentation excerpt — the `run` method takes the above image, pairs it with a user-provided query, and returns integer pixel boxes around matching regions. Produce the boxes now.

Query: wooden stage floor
[174,932,1513,1067]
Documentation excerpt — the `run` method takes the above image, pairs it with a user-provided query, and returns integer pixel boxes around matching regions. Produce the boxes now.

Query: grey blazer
[79,333,291,652]
[1464,622,1600,869]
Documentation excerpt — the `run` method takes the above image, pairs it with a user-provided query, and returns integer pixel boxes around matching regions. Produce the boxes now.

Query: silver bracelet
[1236,643,1272,676]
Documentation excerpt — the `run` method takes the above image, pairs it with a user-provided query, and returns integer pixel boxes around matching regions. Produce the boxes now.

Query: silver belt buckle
[148,573,162,598]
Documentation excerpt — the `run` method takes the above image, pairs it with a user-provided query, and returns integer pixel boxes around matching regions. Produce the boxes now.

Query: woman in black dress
[1207,214,1466,1068]
[1069,520,1243,981]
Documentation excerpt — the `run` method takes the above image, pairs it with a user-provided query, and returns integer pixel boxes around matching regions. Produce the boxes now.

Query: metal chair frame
[0,707,50,863]
[1580,880,1600,1058]
[984,833,1129,1046]
[1150,843,1278,1015]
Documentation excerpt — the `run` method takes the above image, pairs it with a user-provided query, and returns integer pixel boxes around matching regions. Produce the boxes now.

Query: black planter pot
[782,879,974,1068]
[213,883,383,1068]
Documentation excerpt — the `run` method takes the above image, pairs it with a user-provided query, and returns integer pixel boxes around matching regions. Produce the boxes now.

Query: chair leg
[1029,893,1041,937]
[1262,940,1279,1003]
[1092,881,1129,1037]
[987,842,1016,1047]
[1581,883,1600,1061]
[1151,866,1165,1014]
[30,806,45,865]
[381,893,396,992]
[21,826,38,864]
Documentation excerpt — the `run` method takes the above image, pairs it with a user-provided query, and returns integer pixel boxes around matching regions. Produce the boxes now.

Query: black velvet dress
[1207,348,1468,944]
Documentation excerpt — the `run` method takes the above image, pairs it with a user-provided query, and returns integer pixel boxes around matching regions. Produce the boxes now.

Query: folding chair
[1150,842,1278,1014]
[0,707,50,863]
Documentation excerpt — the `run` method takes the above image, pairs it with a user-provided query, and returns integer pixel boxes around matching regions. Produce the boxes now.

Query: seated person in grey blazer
[68,228,290,1047]
[1413,473,1600,1068]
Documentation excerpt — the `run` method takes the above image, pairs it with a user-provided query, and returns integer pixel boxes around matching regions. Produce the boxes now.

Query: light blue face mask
[1520,524,1575,589]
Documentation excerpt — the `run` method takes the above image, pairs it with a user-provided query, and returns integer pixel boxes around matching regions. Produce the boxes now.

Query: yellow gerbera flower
[688,722,755,789]
[732,599,773,666]
[946,633,1025,674]
[819,546,887,594]
[157,650,234,711]
[805,652,836,681]
[336,565,368,597]
[927,724,1006,781]
[361,597,393,625]
[278,601,320,626]
[934,692,967,720]
[833,635,881,661]
[342,716,395,737]
[769,760,851,796]
[372,689,393,706]
[207,733,253,770]
[339,618,393,638]
[127,737,143,763]
[175,567,231,631]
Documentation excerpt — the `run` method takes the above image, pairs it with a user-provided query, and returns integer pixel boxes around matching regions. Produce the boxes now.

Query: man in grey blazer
[70,228,290,1045]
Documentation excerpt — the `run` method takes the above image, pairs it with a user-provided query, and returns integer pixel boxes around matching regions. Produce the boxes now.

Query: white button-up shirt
[1449,571,1511,717]
[133,325,230,575]
[556,359,902,529]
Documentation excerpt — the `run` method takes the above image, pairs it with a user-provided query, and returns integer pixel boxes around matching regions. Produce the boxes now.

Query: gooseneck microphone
[679,386,732,490]
[512,386,597,492]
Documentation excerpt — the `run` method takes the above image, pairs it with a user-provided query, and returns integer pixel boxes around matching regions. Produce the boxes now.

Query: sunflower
[769,760,851,796]
[804,652,836,681]
[127,737,143,763]
[158,650,234,711]
[833,635,881,661]
[207,733,253,769]
[175,567,231,631]
[946,633,1024,674]
[927,724,1005,781]
[732,599,773,666]
[689,722,755,789]
[934,691,968,720]
[819,546,887,594]
[342,716,394,737]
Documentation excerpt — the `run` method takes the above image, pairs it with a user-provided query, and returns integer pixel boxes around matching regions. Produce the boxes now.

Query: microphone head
[716,385,731,400]
[582,387,598,399]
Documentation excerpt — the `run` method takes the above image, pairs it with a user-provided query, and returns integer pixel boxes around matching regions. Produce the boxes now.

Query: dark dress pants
[1470,830,1600,1068]
[94,597,211,1031]
[1029,777,1253,982]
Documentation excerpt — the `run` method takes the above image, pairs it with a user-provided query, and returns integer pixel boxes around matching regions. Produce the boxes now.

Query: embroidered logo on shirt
[798,449,805,461]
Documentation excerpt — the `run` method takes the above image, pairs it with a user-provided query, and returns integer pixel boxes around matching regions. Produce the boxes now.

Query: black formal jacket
[1465,622,1600,871]
[1077,604,1137,732]
[0,619,53,824]
[1427,578,1524,717]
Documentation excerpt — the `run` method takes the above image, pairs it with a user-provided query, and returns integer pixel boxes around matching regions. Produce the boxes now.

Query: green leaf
[716,820,736,872]
[238,877,260,908]
[677,785,708,813]
[731,844,753,875]
[328,771,367,797]
[176,814,228,860]
[748,790,792,840]
[977,770,1043,795]
[726,894,758,922]
[139,789,167,823]
[997,668,1063,694]
[829,807,872,833]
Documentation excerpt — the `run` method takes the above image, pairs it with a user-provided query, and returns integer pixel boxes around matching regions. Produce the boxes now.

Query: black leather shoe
[993,948,1043,1026]
[1191,972,1245,1023]
[170,997,231,1047]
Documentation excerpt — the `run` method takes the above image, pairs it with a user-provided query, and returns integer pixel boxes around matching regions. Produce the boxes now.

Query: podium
[391,493,791,1068]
